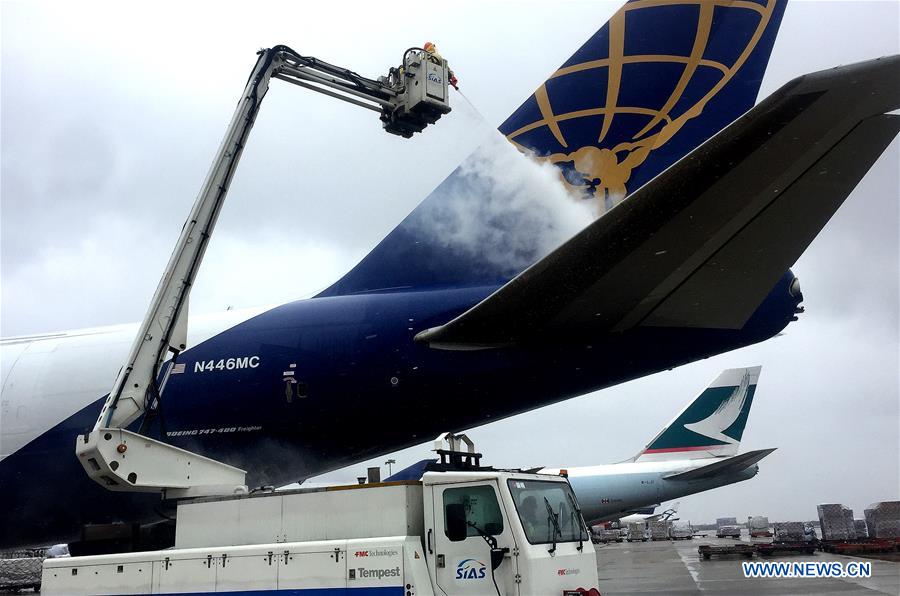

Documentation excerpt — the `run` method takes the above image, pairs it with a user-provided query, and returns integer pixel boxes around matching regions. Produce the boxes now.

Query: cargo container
[748,516,772,538]
[649,520,671,541]
[0,557,43,592]
[626,522,648,542]
[670,523,694,540]
[817,504,856,541]
[772,522,806,543]
[865,501,900,539]
[716,517,738,528]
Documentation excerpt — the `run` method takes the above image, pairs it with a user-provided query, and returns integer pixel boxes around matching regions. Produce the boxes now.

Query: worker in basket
[423,41,458,90]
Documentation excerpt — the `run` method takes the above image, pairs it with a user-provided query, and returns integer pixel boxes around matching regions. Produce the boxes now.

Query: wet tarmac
[595,536,900,595]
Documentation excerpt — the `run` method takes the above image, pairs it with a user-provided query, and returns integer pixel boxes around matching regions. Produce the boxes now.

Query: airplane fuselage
[558,459,759,525]
[0,273,799,548]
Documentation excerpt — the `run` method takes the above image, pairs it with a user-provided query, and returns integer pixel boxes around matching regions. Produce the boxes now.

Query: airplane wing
[662,448,776,481]
[416,57,900,349]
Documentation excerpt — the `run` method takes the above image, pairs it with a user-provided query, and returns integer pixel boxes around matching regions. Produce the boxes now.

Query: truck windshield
[507,479,588,545]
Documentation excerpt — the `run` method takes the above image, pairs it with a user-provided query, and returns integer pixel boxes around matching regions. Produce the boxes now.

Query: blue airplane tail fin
[634,366,762,462]
[319,0,789,297]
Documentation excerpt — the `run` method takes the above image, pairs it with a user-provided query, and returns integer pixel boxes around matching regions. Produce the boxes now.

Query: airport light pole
[385,459,396,477]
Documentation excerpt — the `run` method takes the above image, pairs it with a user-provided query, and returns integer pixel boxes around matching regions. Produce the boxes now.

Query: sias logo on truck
[456,559,486,580]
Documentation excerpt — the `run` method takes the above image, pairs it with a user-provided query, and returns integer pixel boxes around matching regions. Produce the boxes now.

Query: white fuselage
[542,458,758,525]
[0,307,267,463]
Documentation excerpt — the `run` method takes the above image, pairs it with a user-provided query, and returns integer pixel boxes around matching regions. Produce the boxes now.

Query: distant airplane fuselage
[564,459,759,525]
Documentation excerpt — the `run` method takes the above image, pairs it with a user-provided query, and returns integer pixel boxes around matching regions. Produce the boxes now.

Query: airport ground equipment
[46,434,601,595]
[772,521,807,542]
[865,501,900,538]
[592,529,621,544]
[817,503,857,541]
[0,557,43,592]
[649,520,671,541]
[670,523,693,540]
[698,543,755,560]
[748,516,772,538]
[819,538,900,555]
[626,522,647,542]
[715,517,738,529]
[715,525,741,539]
[75,45,453,500]
[755,542,817,556]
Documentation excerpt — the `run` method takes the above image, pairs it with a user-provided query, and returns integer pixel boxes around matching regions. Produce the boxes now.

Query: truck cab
[424,470,596,595]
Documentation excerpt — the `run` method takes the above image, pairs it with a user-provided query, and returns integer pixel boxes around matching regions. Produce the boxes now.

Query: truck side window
[443,485,504,538]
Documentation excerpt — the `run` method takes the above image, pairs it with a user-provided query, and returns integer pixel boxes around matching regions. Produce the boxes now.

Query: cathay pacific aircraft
[542,367,774,525]
[2,0,899,550]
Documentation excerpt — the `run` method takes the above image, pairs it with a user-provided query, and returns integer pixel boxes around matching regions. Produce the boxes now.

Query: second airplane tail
[632,366,762,462]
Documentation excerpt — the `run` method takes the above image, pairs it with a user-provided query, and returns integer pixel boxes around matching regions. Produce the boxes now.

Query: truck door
[429,481,519,595]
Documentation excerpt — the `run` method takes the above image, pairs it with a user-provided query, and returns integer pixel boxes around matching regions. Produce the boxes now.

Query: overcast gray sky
[2,1,898,524]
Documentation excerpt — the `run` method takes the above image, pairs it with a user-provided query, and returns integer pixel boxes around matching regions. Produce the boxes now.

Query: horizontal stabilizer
[416,56,900,349]
[663,448,776,481]
[384,458,436,482]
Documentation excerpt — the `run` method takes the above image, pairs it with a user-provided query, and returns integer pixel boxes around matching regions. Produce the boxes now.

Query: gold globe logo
[505,0,778,211]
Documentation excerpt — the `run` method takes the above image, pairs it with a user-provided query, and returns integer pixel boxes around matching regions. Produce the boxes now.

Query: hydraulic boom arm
[76,45,453,499]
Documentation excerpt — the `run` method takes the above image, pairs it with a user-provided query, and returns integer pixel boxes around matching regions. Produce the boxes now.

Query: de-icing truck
[43,434,601,595]
[41,44,601,595]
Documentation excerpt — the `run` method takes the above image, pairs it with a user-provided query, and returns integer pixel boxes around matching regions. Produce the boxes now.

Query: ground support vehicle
[755,542,816,556]
[649,521,670,541]
[716,526,741,539]
[592,529,621,544]
[626,522,647,542]
[748,516,772,538]
[820,539,899,555]
[698,544,756,560]
[44,435,602,595]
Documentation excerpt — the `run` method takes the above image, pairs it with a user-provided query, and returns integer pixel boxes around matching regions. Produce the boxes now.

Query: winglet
[633,366,762,462]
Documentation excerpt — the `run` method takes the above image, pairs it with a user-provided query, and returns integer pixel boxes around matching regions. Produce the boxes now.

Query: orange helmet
[423,42,435,52]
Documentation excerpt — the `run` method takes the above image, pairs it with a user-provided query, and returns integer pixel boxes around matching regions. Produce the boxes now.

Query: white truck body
[43,470,601,595]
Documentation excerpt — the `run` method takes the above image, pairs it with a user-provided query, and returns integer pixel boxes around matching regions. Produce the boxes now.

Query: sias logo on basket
[456,559,487,580]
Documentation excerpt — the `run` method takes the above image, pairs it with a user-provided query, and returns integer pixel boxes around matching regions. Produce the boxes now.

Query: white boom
[76,45,453,499]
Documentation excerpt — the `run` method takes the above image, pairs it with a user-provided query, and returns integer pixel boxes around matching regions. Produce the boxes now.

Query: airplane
[616,503,681,527]
[541,367,774,525]
[3,0,899,551]
[386,367,769,526]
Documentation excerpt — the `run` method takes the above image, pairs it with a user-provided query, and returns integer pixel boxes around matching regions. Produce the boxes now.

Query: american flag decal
[171,363,186,375]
